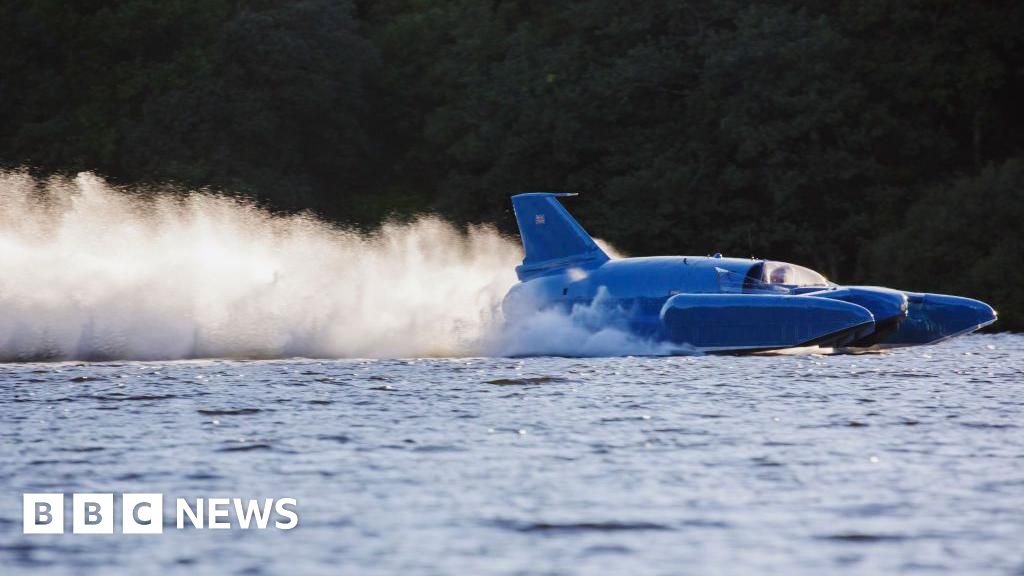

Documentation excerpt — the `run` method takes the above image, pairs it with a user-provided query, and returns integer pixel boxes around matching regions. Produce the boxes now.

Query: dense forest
[1,0,1022,328]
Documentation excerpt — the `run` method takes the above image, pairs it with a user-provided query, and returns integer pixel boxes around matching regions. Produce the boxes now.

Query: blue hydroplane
[504,193,997,353]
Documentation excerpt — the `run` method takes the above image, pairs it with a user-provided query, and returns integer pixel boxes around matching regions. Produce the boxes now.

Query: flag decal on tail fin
[535,214,545,225]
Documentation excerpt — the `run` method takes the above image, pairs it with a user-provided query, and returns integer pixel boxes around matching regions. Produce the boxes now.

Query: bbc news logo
[23,494,298,534]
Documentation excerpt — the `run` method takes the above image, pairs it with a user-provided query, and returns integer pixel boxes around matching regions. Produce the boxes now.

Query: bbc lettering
[23,494,298,534]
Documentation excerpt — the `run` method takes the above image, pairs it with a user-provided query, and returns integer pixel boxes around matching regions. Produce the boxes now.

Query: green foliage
[862,157,1024,328]
[1,0,1022,327]
[0,0,376,218]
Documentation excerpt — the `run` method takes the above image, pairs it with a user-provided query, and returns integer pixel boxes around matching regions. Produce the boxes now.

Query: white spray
[0,171,671,361]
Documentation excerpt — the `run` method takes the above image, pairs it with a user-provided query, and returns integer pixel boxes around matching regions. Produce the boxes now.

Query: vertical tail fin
[511,193,609,280]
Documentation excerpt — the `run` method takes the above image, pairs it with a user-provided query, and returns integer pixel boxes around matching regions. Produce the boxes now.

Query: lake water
[1,333,1022,575]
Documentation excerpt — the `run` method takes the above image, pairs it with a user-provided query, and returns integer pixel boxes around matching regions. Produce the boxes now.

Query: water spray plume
[0,171,519,360]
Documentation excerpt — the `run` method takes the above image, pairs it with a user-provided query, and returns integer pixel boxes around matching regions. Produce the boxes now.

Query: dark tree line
[2,0,1022,327]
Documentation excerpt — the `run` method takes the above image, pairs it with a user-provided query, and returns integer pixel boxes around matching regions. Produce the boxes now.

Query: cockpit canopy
[715,260,831,294]
[759,261,830,287]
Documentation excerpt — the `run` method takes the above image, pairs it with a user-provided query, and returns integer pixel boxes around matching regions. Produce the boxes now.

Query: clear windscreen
[715,262,831,294]
[761,261,830,287]
[715,267,790,294]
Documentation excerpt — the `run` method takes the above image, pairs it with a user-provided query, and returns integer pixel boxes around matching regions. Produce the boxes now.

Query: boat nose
[935,294,997,325]
[919,293,998,334]
[882,293,997,346]
[971,298,998,326]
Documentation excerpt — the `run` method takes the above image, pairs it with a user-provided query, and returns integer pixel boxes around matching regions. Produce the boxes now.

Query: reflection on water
[1,334,1022,575]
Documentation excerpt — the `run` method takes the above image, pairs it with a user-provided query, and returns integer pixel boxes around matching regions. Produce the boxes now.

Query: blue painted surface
[504,193,998,353]
[883,293,998,347]
[511,193,608,280]
[660,294,875,351]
